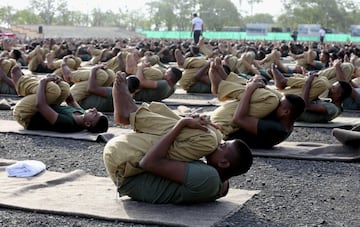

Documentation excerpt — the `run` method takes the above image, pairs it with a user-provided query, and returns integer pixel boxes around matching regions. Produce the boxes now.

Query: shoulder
[185,161,220,185]
[183,161,222,201]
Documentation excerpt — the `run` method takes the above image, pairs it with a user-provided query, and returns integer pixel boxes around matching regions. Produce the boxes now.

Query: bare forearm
[88,67,98,92]
[140,119,185,168]
[194,63,210,84]
[141,120,185,164]
[36,81,48,108]
[234,87,255,120]
[302,75,315,106]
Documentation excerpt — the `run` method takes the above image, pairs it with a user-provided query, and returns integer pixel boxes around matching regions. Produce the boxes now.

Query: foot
[198,36,205,48]
[112,72,138,126]
[175,49,184,67]
[11,66,24,85]
[46,52,55,69]
[209,58,225,95]
[61,63,72,83]
[125,53,138,75]
[270,64,287,90]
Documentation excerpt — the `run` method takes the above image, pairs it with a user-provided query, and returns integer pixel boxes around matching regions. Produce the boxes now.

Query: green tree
[173,0,194,31]
[11,9,40,25]
[146,0,177,31]
[90,8,105,27]
[278,0,360,33]
[0,6,14,26]
[242,13,274,24]
[146,1,163,30]
[199,0,240,31]
[30,0,68,25]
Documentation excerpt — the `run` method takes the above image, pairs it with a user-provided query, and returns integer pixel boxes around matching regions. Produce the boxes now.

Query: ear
[284,108,290,116]
[84,120,91,128]
[218,159,230,169]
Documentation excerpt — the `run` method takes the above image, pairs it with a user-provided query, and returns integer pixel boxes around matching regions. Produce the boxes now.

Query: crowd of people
[1,30,360,204]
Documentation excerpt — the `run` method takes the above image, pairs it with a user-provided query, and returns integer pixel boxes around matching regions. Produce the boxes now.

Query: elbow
[139,158,152,171]
[139,159,146,169]
[87,86,95,94]
[231,117,243,128]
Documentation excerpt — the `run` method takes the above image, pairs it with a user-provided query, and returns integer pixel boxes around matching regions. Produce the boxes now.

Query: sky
[0,0,284,17]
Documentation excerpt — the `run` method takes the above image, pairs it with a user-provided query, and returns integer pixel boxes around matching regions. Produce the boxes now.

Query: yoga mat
[0,120,131,142]
[0,159,259,227]
[294,116,360,129]
[332,128,360,147]
[161,97,220,106]
[252,141,360,162]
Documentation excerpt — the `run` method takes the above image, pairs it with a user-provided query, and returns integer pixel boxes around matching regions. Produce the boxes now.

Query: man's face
[84,108,102,127]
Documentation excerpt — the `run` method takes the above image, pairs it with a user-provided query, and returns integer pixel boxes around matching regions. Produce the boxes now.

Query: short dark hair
[170,67,182,83]
[11,49,22,59]
[222,139,253,181]
[193,13,197,17]
[338,81,352,100]
[126,75,140,93]
[88,115,108,133]
[285,94,305,120]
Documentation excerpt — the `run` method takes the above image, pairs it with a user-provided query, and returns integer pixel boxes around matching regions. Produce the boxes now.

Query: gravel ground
[0,103,359,227]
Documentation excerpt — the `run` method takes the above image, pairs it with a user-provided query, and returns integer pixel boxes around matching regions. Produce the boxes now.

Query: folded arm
[139,116,211,184]
[35,76,60,124]
[231,80,264,135]
[87,64,110,97]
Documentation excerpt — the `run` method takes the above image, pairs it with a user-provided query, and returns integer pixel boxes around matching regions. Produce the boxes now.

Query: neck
[332,98,342,107]
[280,117,294,131]
[72,113,84,126]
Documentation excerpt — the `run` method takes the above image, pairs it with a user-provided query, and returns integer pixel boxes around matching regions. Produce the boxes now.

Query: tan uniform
[106,51,128,73]
[225,51,256,75]
[210,72,282,136]
[295,50,317,68]
[318,62,354,85]
[103,102,223,186]
[260,50,281,70]
[0,58,17,77]
[280,74,331,101]
[352,77,360,87]
[89,48,102,65]
[179,56,208,91]
[27,46,50,72]
[13,76,70,128]
[69,68,115,102]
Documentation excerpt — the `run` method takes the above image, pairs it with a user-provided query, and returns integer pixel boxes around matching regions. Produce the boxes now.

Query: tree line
[0,0,360,33]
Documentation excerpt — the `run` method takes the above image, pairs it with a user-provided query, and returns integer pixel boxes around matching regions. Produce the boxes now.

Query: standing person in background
[291,30,298,42]
[191,13,204,45]
[319,27,326,44]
